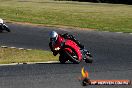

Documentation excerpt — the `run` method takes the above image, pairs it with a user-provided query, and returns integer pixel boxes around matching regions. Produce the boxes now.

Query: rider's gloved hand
[53,51,58,56]
[62,33,69,38]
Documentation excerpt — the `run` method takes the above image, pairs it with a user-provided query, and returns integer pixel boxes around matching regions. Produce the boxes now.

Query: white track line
[103,31,109,32]
[115,32,123,34]
[18,48,25,50]
[9,47,16,49]
[27,49,32,50]
[1,46,32,50]
[1,46,8,48]
[0,61,60,66]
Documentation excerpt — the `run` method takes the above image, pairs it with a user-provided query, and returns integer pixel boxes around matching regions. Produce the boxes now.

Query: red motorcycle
[51,35,93,64]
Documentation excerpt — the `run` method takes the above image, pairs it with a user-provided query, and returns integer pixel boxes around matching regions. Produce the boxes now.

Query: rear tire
[85,57,93,63]
[5,27,10,32]
[85,55,93,63]
[3,25,10,32]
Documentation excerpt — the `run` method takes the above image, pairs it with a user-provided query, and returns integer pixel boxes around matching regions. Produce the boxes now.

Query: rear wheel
[85,54,93,63]
[5,27,10,32]
[3,25,10,32]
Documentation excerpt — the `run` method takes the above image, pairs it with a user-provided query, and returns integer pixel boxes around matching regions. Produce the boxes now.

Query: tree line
[57,0,132,4]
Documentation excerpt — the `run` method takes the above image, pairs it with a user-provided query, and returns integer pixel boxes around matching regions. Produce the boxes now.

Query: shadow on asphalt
[35,63,78,65]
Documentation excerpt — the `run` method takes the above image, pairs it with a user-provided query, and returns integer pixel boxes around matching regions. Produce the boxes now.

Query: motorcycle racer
[0,18,4,32]
[0,18,10,32]
[49,31,84,56]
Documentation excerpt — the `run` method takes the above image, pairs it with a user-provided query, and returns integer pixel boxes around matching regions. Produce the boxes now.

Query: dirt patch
[6,20,96,31]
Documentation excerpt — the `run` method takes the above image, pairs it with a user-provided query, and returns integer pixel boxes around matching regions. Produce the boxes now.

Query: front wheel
[65,51,80,64]
[59,55,67,64]
[0,29,2,32]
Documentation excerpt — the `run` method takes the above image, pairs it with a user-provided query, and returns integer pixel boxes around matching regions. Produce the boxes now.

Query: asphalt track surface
[0,23,132,88]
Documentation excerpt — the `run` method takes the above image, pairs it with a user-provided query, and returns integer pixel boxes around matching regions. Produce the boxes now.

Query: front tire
[0,29,2,32]
[59,55,67,64]
[65,51,80,64]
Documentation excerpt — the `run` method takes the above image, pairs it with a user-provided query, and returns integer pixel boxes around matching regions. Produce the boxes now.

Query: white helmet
[49,31,58,42]
[0,18,3,24]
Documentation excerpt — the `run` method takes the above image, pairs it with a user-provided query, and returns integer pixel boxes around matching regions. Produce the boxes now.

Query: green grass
[0,0,132,32]
[0,48,58,64]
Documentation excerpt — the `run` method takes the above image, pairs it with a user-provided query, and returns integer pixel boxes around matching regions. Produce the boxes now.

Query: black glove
[62,33,69,38]
[53,51,58,56]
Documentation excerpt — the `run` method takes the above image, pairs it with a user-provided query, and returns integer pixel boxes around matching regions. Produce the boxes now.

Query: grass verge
[0,48,58,64]
[0,0,132,32]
